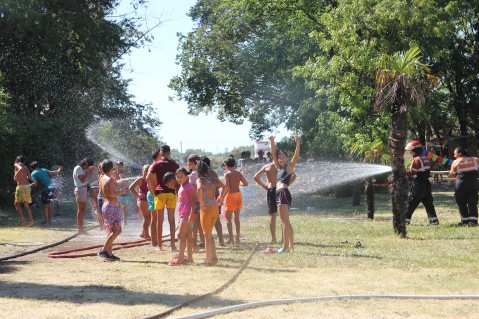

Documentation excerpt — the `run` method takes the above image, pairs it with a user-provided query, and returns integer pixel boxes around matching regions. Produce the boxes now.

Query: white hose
[173,294,479,319]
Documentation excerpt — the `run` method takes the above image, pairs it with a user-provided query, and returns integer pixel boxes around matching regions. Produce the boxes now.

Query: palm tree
[375,47,436,237]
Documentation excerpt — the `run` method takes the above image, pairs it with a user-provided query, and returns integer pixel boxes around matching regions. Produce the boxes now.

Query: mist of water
[86,121,137,166]
[236,161,391,216]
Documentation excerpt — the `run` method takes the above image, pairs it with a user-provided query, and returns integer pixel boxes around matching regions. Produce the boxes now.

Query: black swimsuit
[277,165,293,186]
[276,165,293,207]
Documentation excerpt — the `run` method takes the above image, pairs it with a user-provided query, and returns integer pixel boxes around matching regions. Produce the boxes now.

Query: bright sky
[118,1,288,154]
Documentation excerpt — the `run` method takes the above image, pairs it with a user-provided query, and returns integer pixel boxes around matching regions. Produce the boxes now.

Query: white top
[189,170,199,186]
[73,165,88,187]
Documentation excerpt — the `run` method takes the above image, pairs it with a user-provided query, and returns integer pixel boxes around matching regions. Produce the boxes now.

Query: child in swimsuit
[169,168,196,265]
[129,165,151,240]
[197,160,224,265]
[98,160,126,261]
[269,134,300,253]
[114,161,129,226]
[219,158,248,244]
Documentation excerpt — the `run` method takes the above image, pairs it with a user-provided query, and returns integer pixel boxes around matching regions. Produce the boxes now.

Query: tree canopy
[170,0,479,160]
[0,0,161,202]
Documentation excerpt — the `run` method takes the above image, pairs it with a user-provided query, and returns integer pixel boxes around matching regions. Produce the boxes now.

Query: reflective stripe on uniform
[410,156,430,172]
[450,157,479,175]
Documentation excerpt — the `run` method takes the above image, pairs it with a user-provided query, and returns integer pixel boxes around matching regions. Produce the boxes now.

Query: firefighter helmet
[405,140,422,151]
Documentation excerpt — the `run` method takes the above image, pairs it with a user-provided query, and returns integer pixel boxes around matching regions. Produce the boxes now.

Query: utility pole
[180,141,182,154]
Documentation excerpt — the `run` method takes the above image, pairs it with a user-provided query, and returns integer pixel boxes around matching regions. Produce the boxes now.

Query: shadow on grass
[246,266,298,274]
[316,252,383,259]
[0,280,245,308]
[0,260,31,274]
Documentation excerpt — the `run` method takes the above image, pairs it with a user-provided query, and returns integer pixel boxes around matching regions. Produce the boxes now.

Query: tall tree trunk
[390,100,408,237]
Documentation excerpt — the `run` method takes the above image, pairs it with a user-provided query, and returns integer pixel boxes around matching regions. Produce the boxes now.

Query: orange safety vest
[407,155,431,176]
[449,156,479,177]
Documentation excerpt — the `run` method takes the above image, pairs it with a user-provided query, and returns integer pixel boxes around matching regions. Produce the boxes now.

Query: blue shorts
[41,188,56,205]
[147,191,156,212]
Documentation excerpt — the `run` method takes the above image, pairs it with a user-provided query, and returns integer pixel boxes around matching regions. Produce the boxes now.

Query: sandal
[169,259,186,266]
[261,247,277,254]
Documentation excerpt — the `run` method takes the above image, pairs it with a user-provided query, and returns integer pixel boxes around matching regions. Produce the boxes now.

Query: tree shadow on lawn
[0,260,31,274]
[0,280,242,308]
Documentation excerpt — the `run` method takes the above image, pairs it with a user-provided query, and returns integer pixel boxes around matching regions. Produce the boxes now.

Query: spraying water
[86,121,138,166]
[235,161,391,216]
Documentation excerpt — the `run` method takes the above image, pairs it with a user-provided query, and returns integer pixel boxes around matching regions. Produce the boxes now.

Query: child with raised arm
[97,160,126,261]
[269,134,300,253]
[219,158,248,244]
[254,161,297,245]
[169,168,196,265]
[129,165,151,240]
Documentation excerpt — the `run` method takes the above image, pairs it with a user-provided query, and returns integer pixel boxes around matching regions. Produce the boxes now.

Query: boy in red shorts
[219,158,248,244]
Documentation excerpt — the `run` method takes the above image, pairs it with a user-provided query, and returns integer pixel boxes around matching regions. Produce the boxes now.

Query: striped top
[408,156,431,174]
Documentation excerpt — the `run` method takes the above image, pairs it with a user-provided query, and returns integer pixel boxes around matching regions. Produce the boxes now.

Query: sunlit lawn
[1,182,479,318]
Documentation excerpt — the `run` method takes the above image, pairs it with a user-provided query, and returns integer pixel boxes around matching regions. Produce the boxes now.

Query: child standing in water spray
[96,164,105,231]
[197,160,224,265]
[73,157,95,234]
[254,159,296,245]
[129,165,151,240]
[269,134,300,253]
[13,155,34,227]
[114,161,129,226]
[219,158,248,244]
[169,168,196,265]
[98,160,126,261]
[187,154,204,252]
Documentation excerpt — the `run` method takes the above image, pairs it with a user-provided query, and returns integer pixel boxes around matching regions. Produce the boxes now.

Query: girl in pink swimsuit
[169,168,197,265]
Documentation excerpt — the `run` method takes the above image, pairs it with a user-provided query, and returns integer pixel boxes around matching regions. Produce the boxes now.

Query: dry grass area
[1,183,479,318]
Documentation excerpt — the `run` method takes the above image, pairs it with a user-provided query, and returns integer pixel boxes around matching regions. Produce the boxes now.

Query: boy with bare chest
[219,158,248,244]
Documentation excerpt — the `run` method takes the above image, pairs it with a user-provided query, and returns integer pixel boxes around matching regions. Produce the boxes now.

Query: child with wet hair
[129,165,151,240]
[219,157,248,244]
[98,160,126,261]
[196,161,225,265]
[169,168,196,265]
[187,154,203,251]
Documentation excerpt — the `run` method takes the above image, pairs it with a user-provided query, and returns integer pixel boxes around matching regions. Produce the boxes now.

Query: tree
[0,0,161,203]
[375,47,434,237]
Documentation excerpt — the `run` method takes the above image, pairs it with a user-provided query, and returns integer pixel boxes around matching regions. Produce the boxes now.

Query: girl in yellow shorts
[196,161,224,265]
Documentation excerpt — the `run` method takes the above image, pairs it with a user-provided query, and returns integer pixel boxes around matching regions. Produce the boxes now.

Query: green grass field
[1,183,479,318]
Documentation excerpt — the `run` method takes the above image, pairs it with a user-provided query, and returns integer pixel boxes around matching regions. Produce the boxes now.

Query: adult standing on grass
[97,160,125,261]
[29,161,62,226]
[449,147,479,226]
[269,134,300,253]
[146,145,179,251]
[404,141,439,225]
[73,157,94,234]
[13,155,34,227]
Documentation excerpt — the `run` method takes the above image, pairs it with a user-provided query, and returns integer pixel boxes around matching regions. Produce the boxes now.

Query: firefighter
[449,147,479,226]
[405,141,439,225]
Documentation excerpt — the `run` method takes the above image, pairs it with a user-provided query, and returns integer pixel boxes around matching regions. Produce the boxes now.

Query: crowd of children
[12,136,304,265]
